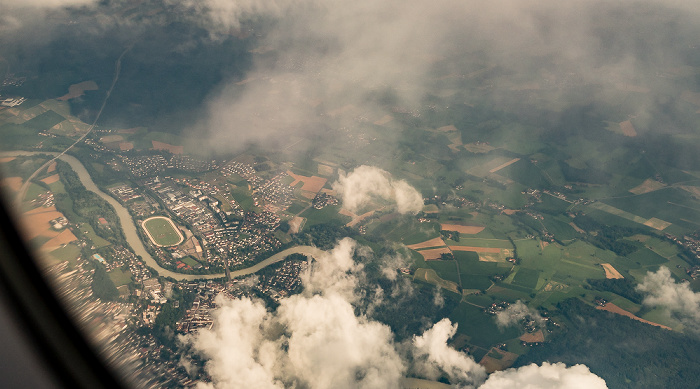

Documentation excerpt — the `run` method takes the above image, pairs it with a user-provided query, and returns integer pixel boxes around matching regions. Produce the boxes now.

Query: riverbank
[1,151,324,281]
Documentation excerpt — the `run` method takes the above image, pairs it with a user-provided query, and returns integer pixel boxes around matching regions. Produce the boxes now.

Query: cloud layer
[191,0,700,154]
[332,165,424,214]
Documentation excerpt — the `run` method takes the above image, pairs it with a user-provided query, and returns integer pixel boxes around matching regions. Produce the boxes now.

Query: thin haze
[188,0,700,152]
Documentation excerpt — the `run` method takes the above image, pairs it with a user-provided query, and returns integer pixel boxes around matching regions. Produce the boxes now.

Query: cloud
[479,362,608,389]
[495,300,544,328]
[188,297,281,389]
[412,318,487,387]
[637,266,700,332]
[0,0,94,7]
[193,0,700,156]
[187,238,537,389]
[332,165,423,214]
[185,238,409,388]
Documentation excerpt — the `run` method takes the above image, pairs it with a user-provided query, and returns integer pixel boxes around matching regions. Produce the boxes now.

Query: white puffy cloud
[278,293,405,389]
[299,237,365,301]
[479,362,608,389]
[413,319,487,388]
[637,266,700,332]
[186,238,407,389]
[495,301,544,328]
[187,238,524,389]
[188,296,282,389]
[332,165,423,214]
[187,239,609,389]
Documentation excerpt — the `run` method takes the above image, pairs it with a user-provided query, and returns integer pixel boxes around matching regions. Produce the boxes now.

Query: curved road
[2,151,325,281]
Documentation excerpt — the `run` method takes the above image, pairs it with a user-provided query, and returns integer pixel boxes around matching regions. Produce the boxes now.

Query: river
[1,151,324,281]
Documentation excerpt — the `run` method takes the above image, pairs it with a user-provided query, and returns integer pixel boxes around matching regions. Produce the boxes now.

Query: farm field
[413,268,460,295]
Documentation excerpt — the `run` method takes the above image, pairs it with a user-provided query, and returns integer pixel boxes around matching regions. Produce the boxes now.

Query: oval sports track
[141,216,184,247]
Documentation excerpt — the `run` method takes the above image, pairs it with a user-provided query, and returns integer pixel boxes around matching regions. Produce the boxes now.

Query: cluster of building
[1,97,26,107]
[109,184,143,203]
[166,155,218,173]
[144,177,221,235]
[257,171,295,207]
[121,155,167,177]
[258,259,308,300]
[221,160,263,186]
[312,191,338,209]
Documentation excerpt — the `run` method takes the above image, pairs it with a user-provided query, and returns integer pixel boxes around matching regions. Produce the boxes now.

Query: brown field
[47,162,56,173]
[680,185,700,199]
[468,156,517,177]
[41,174,60,185]
[373,115,394,126]
[346,209,379,227]
[596,303,671,330]
[58,81,98,101]
[1,176,23,192]
[152,140,184,155]
[629,178,665,195]
[339,208,356,218]
[287,171,327,194]
[449,246,501,253]
[20,207,63,240]
[488,158,521,173]
[406,237,447,250]
[119,142,134,151]
[480,348,519,373]
[519,330,545,343]
[502,209,517,215]
[601,263,624,279]
[0,157,16,163]
[643,217,672,231]
[317,164,334,176]
[418,247,452,261]
[41,229,78,251]
[440,224,485,234]
[289,216,304,234]
[619,120,637,137]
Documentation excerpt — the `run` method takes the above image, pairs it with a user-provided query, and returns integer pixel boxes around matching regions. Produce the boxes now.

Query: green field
[22,110,65,132]
[79,223,111,248]
[449,302,520,348]
[230,186,256,211]
[413,268,460,295]
[512,268,540,289]
[426,260,461,285]
[181,256,200,268]
[143,217,182,246]
[286,201,308,215]
[108,268,133,287]
[48,243,81,267]
[300,204,351,227]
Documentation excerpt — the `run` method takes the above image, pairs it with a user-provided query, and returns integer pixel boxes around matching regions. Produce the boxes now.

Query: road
[15,47,130,207]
